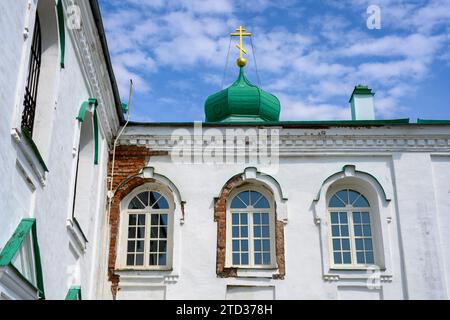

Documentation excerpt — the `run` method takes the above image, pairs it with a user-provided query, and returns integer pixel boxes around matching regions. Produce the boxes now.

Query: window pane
[137,227,145,238]
[363,225,372,237]
[232,226,239,238]
[354,196,370,208]
[339,212,348,224]
[263,253,271,265]
[127,254,134,266]
[261,213,269,225]
[160,226,168,239]
[262,240,270,251]
[232,213,239,225]
[334,252,342,264]
[261,226,270,237]
[151,227,159,238]
[138,214,146,225]
[241,240,248,251]
[135,254,144,266]
[160,214,168,226]
[333,239,341,250]
[254,253,261,265]
[129,215,137,225]
[230,197,246,209]
[149,192,161,206]
[342,239,350,251]
[241,226,248,237]
[253,213,261,224]
[232,240,239,251]
[127,241,135,252]
[151,214,159,226]
[342,252,351,264]
[336,190,349,205]
[355,239,364,250]
[240,214,248,225]
[157,240,166,253]
[353,212,361,223]
[129,198,145,209]
[254,196,270,209]
[354,225,362,236]
[331,226,340,237]
[136,241,144,253]
[154,196,169,209]
[241,253,249,265]
[330,212,339,224]
[356,252,365,264]
[340,225,349,237]
[137,192,149,207]
[250,191,261,206]
[149,254,158,266]
[239,191,250,206]
[329,195,346,207]
[233,253,240,265]
[128,227,136,238]
[150,241,158,253]
[366,252,374,264]
[348,190,360,206]
[364,239,373,251]
[362,212,370,224]
[159,254,167,266]
[254,240,261,251]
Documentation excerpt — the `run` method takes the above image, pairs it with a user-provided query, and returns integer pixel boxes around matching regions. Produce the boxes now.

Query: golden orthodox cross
[230,26,252,67]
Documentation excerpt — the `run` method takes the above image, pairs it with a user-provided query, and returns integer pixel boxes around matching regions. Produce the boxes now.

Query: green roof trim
[21,128,49,173]
[65,286,82,300]
[56,0,65,68]
[417,119,450,124]
[205,67,281,123]
[128,119,411,127]
[0,218,45,299]
[349,85,375,103]
[76,98,99,165]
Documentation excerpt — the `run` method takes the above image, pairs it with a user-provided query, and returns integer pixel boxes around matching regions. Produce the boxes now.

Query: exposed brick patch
[107,145,169,299]
[214,175,286,279]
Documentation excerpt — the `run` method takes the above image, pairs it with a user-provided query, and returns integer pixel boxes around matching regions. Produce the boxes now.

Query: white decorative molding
[11,128,46,187]
[0,266,39,300]
[236,268,277,279]
[65,0,120,143]
[66,219,87,255]
[115,270,179,285]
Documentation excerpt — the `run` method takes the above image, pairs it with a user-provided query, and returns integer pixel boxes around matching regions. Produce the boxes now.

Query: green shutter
[76,98,99,165]
[0,218,45,299]
[56,0,65,68]
[65,286,82,300]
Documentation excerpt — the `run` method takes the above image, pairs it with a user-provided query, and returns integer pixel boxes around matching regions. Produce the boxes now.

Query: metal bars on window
[21,14,42,136]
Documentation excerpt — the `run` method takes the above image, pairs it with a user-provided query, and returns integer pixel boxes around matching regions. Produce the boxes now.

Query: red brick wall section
[107,145,168,299]
[214,176,286,279]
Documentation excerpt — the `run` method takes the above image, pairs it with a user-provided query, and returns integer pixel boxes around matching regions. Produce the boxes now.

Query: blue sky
[99,0,450,122]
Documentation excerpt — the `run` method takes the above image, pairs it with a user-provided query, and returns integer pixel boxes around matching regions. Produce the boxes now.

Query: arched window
[124,190,172,269]
[227,189,276,268]
[20,1,59,158]
[328,189,375,267]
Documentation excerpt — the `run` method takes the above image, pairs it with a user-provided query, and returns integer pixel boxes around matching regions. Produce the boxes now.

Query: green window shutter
[0,218,45,299]
[76,98,99,165]
[56,0,65,68]
[65,286,82,300]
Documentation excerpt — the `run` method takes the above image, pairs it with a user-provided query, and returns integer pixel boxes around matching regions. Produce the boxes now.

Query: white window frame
[327,188,378,270]
[225,186,277,269]
[118,184,174,271]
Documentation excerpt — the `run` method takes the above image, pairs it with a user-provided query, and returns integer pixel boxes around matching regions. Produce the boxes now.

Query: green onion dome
[205,67,281,122]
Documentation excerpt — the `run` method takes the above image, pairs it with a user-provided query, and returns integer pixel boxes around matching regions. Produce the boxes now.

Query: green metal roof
[205,67,281,122]
[349,85,375,102]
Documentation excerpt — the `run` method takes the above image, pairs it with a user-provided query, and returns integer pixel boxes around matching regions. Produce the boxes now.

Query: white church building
[1,0,450,300]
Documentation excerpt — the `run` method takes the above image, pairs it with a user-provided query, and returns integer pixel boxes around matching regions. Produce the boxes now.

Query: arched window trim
[312,168,393,280]
[118,183,175,271]
[225,184,277,269]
